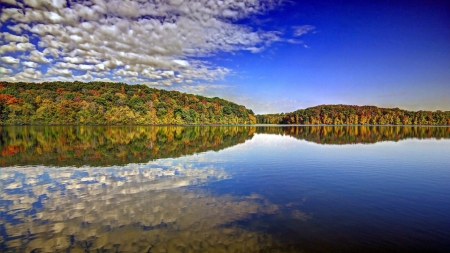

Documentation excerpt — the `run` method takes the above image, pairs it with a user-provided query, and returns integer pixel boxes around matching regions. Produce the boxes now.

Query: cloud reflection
[0,160,284,252]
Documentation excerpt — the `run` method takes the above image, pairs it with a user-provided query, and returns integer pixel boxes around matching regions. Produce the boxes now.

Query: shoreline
[1,124,449,127]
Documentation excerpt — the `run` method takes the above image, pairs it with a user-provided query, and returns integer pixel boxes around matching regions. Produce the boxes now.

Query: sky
[1,0,449,114]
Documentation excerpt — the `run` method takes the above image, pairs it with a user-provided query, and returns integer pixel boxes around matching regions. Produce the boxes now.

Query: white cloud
[173,60,190,68]
[3,68,43,81]
[1,56,20,64]
[95,63,105,71]
[7,24,31,33]
[75,71,93,80]
[116,69,138,77]
[54,62,95,70]
[0,42,35,52]
[1,32,29,42]
[28,50,50,63]
[0,67,14,74]
[23,0,67,9]
[22,61,38,68]
[0,0,306,89]
[176,84,230,95]
[286,39,304,44]
[43,47,60,58]
[293,25,315,37]
[46,67,72,77]
[162,71,175,78]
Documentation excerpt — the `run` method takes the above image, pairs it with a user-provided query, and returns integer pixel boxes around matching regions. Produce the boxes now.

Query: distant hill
[257,104,450,125]
[1,82,449,126]
[0,81,256,125]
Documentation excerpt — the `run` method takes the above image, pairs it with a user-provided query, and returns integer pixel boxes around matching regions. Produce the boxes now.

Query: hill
[1,82,449,126]
[0,81,256,125]
[257,104,450,125]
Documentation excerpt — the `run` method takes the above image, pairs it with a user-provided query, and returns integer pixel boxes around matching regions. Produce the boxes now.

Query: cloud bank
[1,0,295,87]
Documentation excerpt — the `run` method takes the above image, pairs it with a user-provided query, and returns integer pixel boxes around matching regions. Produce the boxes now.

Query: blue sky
[1,0,449,113]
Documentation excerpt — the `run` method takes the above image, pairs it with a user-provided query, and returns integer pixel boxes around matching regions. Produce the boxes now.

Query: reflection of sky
[1,134,449,252]
[228,133,450,173]
[214,134,450,252]
[0,156,285,252]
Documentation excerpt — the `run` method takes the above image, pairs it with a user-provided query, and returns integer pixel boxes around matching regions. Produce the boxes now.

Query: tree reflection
[257,125,450,145]
[1,126,449,167]
[0,126,255,167]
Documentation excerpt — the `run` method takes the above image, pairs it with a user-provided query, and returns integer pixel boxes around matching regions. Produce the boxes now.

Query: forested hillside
[0,82,256,125]
[2,82,449,126]
[257,104,450,125]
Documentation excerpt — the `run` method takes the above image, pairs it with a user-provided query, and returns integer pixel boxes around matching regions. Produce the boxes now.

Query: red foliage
[88,89,101,96]
[1,145,20,157]
[73,96,83,102]
[0,94,19,105]
[56,88,64,93]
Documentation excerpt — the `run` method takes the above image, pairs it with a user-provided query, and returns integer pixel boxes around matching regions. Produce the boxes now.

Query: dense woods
[0,82,256,125]
[257,104,450,125]
[1,82,449,126]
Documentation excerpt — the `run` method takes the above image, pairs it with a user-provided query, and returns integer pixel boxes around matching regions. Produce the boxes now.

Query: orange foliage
[88,89,101,96]
[2,145,20,156]
[73,96,83,102]
[139,90,147,98]
[56,88,64,93]
[91,153,102,160]
[0,94,19,105]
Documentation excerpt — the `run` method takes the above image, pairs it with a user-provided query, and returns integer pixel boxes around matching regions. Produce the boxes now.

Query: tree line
[0,81,256,125]
[257,104,450,125]
[1,82,449,126]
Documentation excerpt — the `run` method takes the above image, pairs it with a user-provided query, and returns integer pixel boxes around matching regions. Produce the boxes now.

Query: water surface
[1,126,449,252]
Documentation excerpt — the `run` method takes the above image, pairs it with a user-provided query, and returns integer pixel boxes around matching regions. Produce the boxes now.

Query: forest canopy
[0,81,256,125]
[256,104,450,125]
[1,82,449,125]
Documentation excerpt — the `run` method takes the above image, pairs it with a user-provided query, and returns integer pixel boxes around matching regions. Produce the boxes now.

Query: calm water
[1,126,449,252]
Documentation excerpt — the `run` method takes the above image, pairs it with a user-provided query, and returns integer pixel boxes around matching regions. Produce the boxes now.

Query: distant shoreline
[1,124,449,127]
[1,82,449,126]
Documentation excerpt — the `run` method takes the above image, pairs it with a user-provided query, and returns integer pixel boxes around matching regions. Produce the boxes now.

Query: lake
[1,125,449,252]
